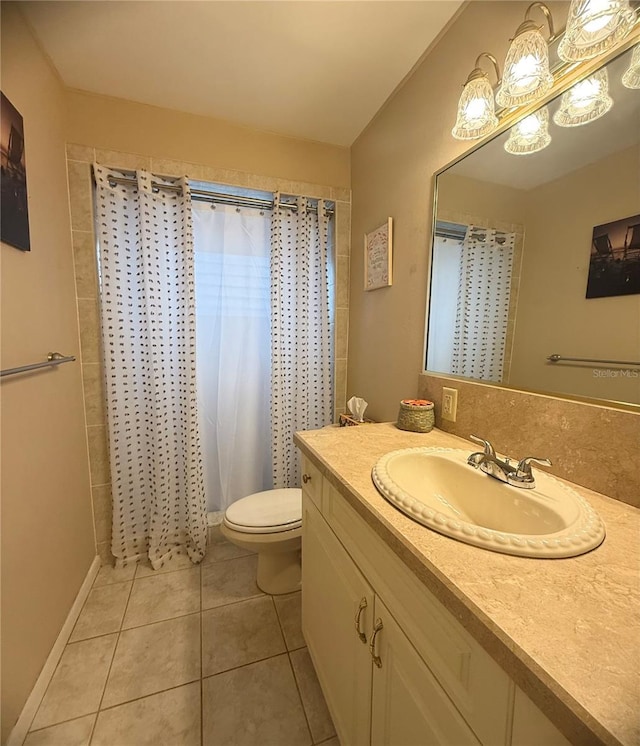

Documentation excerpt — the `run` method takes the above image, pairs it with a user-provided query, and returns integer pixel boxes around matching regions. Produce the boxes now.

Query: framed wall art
[586,214,640,298]
[364,217,393,291]
[1,91,31,251]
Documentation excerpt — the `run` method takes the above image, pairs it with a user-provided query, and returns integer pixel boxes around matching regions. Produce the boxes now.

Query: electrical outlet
[442,387,458,422]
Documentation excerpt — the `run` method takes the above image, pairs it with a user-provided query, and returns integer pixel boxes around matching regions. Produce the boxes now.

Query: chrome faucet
[467,436,552,489]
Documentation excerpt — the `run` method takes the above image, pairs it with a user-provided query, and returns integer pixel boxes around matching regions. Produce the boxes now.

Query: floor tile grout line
[201,649,297,682]
[199,577,204,746]
[286,648,314,745]
[134,563,201,581]
[202,643,292,681]
[24,594,100,736]
[96,608,202,636]
[272,590,303,652]
[270,594,289,653]
[89,578,136,742]
[201,591,265,614]
[95,677,202,715]
[129,546,255,581]
[68,580,133,645]
[200,610,204,746]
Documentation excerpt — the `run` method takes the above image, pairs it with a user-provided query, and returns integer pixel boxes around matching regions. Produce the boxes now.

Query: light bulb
[622,44,640,89]
[497,20,554,108]
[464,97,489,120]
[583,0,615,33]
[505,107,551,155]
[452,69,498,140]
[519,114,542,136]
[559,0,636,62]
[553,69,613,127]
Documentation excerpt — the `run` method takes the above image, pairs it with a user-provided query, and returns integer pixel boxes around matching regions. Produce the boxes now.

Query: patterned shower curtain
[451,224,515,382]
[94,165,207,569]
[270,196,334,487]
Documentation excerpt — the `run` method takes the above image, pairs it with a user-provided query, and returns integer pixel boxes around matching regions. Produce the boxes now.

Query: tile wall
[419,373,640,508]
[66,144,351,563]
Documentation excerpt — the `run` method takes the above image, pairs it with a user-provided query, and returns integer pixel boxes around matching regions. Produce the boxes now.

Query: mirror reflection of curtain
[427,235,463,373]
[193,203,272,514]
[451,225,515,382]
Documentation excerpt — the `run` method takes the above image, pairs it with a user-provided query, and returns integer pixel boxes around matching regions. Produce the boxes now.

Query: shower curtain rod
[103,174,335,216]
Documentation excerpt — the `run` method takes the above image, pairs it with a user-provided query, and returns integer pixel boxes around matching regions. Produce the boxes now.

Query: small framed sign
[364,217,393,291]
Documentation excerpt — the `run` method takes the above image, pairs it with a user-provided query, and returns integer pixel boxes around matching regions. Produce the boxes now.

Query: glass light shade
[558,0,636,62]
[497,25,554,108]
[622,44,640,89]
[553,68,613,127]
[452,74,498,140]
[504,107,551,154]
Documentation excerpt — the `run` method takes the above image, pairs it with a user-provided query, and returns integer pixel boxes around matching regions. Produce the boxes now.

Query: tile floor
[23,528,338,746]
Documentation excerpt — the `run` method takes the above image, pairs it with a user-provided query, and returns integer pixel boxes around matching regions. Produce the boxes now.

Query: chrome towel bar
[547,354,640,367]
[1,352,76,378]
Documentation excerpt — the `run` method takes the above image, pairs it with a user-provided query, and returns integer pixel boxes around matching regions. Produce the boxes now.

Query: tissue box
[339,414,374,427]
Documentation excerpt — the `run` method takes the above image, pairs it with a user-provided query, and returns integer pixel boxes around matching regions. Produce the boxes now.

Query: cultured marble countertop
[294,423,640,746]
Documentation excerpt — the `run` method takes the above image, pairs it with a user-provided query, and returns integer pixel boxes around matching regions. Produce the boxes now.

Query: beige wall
[0,5,95,742]
[437,172,527,228]
[67,89,350,189]
[348,0,640,506]
[511,145,640,403]
[349,1,543,423]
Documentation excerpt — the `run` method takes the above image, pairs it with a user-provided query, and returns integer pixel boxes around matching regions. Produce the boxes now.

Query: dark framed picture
[586,215,640,299]
[1,91,31,251]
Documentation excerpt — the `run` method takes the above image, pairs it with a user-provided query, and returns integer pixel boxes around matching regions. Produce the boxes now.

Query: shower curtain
[451,224,515,382]
[94,165,207,569]
[192,202,272,514]
[270,196,334,487]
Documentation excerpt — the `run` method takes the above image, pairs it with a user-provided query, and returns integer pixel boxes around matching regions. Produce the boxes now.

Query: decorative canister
[396,399,435,433]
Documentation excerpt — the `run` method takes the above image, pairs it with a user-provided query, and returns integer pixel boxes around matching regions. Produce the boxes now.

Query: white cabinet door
[371,597,481,746]
[511,688,572,746]
[302,495,374,746]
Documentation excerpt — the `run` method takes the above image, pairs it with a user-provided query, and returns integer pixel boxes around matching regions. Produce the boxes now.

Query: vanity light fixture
[553,68,613,126]
[497,3,556,108]
[558,0,637,61]
[452,53,501,141]
[622,43,640,88]
[504,107,551,154]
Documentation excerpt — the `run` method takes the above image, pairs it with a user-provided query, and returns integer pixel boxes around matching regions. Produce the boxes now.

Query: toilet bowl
[220,488,302,595]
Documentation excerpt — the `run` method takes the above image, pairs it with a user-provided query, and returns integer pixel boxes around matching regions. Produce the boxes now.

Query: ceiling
[20,0,462,147]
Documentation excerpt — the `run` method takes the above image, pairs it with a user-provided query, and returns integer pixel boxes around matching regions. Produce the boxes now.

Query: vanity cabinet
[300,455,574,746]
[302,491,373,745]
[302,494,479,746]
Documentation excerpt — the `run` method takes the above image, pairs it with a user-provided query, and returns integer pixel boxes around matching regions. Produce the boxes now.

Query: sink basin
[372,448,605,558]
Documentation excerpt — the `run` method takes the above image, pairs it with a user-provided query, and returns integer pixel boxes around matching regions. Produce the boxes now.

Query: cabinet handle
[369,618,383,668]
[302,474,311,484]
[354,597,368,643]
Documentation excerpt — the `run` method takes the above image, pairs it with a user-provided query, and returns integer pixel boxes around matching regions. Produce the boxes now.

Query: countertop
[294,423,640,746]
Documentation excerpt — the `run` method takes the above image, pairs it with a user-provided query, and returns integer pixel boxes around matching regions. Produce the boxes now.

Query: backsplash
[418,373,640,508]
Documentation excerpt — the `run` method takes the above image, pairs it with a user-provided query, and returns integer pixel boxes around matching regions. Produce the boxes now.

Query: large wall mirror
[425,44,640,408]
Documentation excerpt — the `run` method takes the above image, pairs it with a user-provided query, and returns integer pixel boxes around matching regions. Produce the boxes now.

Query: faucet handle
[470,435,496,457]
[516,456,552,478]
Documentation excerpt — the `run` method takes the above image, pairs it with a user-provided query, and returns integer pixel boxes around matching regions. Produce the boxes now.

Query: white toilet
[220,488,302,595]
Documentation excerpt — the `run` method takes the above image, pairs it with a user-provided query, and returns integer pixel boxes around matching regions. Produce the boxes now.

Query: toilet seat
[223,488,302,534]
